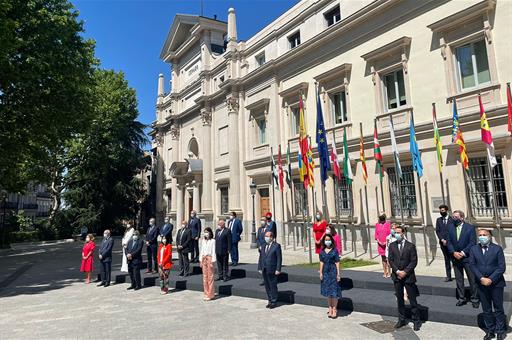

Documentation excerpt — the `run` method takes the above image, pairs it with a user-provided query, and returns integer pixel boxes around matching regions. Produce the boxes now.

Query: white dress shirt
[200,238,217,263]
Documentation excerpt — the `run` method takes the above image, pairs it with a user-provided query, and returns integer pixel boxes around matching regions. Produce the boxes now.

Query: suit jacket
[99,237,114,262]
[125,238,143,265]
[228,218,243,243]
[160,223,174,243]
[447,222,476,261]
[146,224,160,245]
[176,227,192,253]
[258,241,282,273]
[157,243,173,270]
[388,240,418,284]
[215,228,232,255]
[469,243,506,288]
[266,221,277,239]
[435,216,452,242]
[188,217,202,238]
[257,226,267,249]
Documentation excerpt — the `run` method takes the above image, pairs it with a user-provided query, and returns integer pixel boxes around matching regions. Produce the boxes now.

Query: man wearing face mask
[469,229,506,340]
[435,204,453,282]
[215,218,232,282]
[188,210,202,263]
[258,231,282,309]
[447,210,479,308]
[176,220,192,277]
[387,225,421,331]
[160,217,174,244]
[228,211,243,266]
[126,230,143,290]
[313,211,327,255]
[257,217,268,253]
[265,212,277,240]
[145,218,160,274]
[97,229,114,287]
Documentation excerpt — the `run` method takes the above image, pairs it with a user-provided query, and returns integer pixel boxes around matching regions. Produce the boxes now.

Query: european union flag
[409,113,423,178]
[316,90,330,183]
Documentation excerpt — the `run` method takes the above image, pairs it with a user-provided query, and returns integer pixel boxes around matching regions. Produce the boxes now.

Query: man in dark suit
[160,216,174,244]
[228,211,243,266]
[447,210,479,307]
[257,216,267,252]
[145,218,159,274]
[97,229,114,287]
[258,231,282,309]
[265,212,277,239]
[176,221,192,276]
[469,229,507,340]
[388,225,421,331]
[126,230,143,290]
[188,210,202,263]
[435,204,453,282]
[215,218,232,281]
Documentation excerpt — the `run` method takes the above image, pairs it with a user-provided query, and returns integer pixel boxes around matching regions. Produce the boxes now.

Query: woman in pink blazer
[326,225,342,255]
[374,213,391,277]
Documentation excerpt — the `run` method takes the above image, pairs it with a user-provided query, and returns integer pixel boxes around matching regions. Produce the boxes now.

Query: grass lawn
[293,258,378,270]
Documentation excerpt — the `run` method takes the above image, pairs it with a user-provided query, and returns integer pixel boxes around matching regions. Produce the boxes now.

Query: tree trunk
[48,169,62,226]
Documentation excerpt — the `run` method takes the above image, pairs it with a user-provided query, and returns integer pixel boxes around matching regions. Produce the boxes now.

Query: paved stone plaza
[0,241,492,339]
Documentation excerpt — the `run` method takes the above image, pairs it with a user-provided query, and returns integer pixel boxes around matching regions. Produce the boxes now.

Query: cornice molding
[427,0,496,32]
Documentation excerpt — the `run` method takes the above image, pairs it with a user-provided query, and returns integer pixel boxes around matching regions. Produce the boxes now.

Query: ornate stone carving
[226,96,239,112]
[201,109,212,126]
[155,132,164,147]
[170,126,180,140]
[401,53,408,74]
[370,66,377,86]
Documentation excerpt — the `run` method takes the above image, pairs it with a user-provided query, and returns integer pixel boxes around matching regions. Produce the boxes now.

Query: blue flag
[316,90,330,183]
[409,114,423,177]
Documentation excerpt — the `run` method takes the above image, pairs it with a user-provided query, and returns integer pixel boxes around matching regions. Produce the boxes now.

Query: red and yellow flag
[478,95,497,168]
[452,99,469,170]
[359,128,368,185]
[298,96,310,188]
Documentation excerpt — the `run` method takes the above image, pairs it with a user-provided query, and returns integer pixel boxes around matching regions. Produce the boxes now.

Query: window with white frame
[388,165,417,217]
[324,5,341,27]
[291,106,300,136]
[220,187,229,214]
[288,31,301,49]
[454,39,491,91]
[334,176,352,216]
[467,156,509,218]
[255,52,266,67]
[383,69,407,110]
[255,116,266,144]
[330,91,348,124]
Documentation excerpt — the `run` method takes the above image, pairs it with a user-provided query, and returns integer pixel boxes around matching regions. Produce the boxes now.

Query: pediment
[160,14,199,59]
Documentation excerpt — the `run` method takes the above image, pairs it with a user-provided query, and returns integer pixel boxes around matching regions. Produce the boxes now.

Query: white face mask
[103,233,108,238]
[162,238,167,244]
[229,215,234,220]
[260,221,266,227]
[86,238,91,242]
[203,232,209,239]
[265,237,272,244]
[326,229,331,235]
[133,235,139,241]
[182,224,186,228]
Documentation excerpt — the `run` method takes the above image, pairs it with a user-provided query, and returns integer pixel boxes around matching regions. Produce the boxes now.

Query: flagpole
[486,157,502,244]
[389,113,405,225]
[432,103,446,205]
[360,122,372,259]
[270,146,277,221]
[374,119,386,213]
[278,145,287,249]
[288,141,296,250]
[316,83,328,219]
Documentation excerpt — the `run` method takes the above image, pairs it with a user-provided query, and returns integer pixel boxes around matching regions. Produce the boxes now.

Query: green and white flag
[343,127,353,185]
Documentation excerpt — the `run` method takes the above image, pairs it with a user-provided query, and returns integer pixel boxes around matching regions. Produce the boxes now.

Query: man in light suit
[388,225,421,331]
[447,210,479,307]
[469,229,507,340]
[435,204,453,282]
[258,231,282,309]
[145,218,159,274]
[97,229,114,287]
[176,221,192,277]
[160,217,174,244]
[215,218,232,282]
[228,211,243,266]
[188,210,202,263]
[126,230,143,290]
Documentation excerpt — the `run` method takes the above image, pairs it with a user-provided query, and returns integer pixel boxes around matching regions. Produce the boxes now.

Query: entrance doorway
[188,194,193,217]
[259,188,270,218]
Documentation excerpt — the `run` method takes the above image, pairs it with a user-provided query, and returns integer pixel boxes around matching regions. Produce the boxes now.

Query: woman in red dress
[80,234,96,283]
[313,211,327,254]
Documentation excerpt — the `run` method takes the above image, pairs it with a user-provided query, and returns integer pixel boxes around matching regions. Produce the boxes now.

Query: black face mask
[379,216,386,222]
[440,211,448,217]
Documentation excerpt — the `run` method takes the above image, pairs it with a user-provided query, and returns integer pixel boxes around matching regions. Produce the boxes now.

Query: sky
[72,0,300,135]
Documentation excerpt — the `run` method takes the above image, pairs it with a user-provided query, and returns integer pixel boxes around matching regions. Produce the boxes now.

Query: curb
[9,239,75,250]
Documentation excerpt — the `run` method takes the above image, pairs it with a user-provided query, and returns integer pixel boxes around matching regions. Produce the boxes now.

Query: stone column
[176,183,184,226]
[192,180,200,213]
[227,96,241,212]
[201,108,213,217]
[170,125,180,218]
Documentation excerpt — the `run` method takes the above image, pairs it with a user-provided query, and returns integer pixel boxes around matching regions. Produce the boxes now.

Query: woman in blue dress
[319,234,342,319]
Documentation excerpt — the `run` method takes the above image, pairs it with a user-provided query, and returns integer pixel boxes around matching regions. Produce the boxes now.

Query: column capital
[170,125,180,140]
[155,131,164,147]
[226,96,239,113]
[200,108,212,126]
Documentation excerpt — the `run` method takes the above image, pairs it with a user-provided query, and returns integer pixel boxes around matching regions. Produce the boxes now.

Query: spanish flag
[478,94,497,168]
[298,95,310,188]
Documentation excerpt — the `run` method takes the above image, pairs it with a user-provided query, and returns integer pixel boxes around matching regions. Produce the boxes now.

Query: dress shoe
[413,321,421,331]
[151,270,158,274]
[232,263,238,267]
[268,303,277,309]
[215,277,223,281]
[127,286,134,290]
[483,333,496,340]
[178,273,184,277]
[97,283,105,287]
[134,286,141,291]
[497,333,506,340]
[444,277,453,282]
[103,284,110,287]
[259,282,265,286]
[394,320,407,329]
[265,303,271,308]
[472,301,480,309]
[223,277,230,282]
[456,300,467,306]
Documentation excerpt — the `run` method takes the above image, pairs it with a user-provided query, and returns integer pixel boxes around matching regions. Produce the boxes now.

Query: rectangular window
[383,69,407,110]
[255,53,266,67]
[330,91,347,124]
[454,39,490,90]
[218,126,228,155]
[288,31,301,49]
[388,165,417,217]
[220,187,229,214]
[291,107,300,136]
[334,176,352,216]
[293,180,306,216]
[467,156,509,218]
[256,117,266,144]
[324,6,341,27]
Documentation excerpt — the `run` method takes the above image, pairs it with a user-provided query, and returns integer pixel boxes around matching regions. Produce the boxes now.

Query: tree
[63,69,148,233]
[0,0,96,192]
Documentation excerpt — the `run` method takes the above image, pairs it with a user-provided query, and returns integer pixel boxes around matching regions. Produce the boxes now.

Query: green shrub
[35,219,57,241]
[9,231,40,243]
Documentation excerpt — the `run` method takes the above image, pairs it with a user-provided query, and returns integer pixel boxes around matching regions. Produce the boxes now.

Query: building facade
[151,0,512,256]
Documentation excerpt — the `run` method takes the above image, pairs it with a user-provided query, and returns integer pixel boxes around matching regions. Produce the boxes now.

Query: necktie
[483,246,488,255]
[456,225,462,240]
[399,242,403,253]
[265,244,270,254]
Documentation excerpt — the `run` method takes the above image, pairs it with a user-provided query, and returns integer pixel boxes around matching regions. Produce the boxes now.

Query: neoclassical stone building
[151,0,512,255]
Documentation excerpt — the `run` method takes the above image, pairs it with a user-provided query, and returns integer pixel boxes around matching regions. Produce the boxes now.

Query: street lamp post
[250,181,258,249]
[0,190,7,248]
